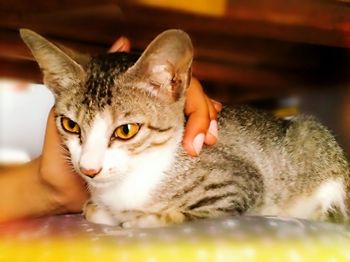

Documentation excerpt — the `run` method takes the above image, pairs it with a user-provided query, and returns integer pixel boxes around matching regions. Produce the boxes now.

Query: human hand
[110,37,222,157]
[183,78,222,156]
[39,108,88,213]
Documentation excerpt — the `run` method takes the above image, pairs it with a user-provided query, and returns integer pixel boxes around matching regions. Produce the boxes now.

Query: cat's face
[20,29,193,187]
[54,66,186,187]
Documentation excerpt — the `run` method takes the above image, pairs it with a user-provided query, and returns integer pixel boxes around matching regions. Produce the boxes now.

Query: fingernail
[208,120,218,139]
[211,99,222,111]
[193,133,205,156]
[110,36,126,52]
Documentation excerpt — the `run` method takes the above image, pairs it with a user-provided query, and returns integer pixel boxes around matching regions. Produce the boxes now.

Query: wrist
[38,153,89,214]
[37,157,71,215]
[0,158,60,222]
[38,157,87,215]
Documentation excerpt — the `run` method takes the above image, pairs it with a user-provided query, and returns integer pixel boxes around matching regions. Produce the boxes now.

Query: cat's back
[208,105,289,166]
[204,104,348,192]
[217,105,348,175]
[217,105,288,145]
[150,104,350,221]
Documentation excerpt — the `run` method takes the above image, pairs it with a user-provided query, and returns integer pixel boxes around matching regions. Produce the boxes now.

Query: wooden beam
[0,57,41,83]
[3,26,349,87]
[0,28,108,61]
[1,0,350,47]
[0,0,349,101]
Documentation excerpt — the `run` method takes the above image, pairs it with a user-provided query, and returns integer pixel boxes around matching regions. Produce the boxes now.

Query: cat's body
[21,29,350,227]
[88,105,349,227]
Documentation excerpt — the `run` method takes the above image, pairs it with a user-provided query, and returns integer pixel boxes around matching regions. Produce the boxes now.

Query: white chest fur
[92,138,179,211]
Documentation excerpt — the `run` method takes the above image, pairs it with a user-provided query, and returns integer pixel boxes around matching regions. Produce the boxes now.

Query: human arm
[0,108,88,223]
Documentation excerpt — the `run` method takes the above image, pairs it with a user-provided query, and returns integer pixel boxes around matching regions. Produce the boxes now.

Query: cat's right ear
[125,29,193,102]
[20,29,88,97]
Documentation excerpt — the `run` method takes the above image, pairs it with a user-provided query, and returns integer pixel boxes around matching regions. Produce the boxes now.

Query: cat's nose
[80,167,102,178]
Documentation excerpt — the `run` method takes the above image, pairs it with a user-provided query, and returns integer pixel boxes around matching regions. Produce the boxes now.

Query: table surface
[0,214,350,261]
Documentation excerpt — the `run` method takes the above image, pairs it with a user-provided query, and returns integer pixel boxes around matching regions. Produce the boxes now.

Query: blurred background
[0,0,349,161]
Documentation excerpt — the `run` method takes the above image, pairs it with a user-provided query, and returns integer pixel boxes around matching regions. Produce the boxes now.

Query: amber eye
[114,124,140,140]
[61,117,80,134]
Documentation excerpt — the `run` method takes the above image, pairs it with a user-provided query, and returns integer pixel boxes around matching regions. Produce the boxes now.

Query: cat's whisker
[57,144,78,173]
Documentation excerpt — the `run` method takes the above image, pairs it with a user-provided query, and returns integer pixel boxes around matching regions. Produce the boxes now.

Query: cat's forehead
[81,52,139,110]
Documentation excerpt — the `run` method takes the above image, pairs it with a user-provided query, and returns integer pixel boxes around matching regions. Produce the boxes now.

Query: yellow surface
[1,238,350,262]
[136,0,227,16]
[1,215,350,261]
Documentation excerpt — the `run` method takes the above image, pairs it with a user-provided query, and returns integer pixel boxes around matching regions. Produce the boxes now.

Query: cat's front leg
[83,200,118,226]
[120,209,186,229]
[120,213,164,229]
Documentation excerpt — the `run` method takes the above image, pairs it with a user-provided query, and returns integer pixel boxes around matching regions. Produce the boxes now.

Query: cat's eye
[114,124,140,140]
[61,117,80,134]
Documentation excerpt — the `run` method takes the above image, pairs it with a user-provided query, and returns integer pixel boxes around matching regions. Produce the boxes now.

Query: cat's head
[20,29,193,187]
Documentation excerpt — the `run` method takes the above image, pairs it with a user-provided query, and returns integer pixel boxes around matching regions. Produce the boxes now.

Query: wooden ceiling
[1,0,349,102]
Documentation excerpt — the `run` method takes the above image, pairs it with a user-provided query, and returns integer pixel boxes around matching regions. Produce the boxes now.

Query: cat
[20,28,350,228]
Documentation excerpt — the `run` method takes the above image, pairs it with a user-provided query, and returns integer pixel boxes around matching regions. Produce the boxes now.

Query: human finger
[109,36,131,53]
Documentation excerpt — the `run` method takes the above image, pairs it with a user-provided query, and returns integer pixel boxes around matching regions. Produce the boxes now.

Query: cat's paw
[160,210,186,224]
[83,200,117,226]
[121,214,164,229]
[120,210,186,229]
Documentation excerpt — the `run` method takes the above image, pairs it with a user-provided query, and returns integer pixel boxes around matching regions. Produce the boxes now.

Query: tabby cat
[20,29,350,228]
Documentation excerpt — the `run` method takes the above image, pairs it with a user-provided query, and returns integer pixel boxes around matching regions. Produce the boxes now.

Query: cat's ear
[126,29,193,102]
[20,29,89,97]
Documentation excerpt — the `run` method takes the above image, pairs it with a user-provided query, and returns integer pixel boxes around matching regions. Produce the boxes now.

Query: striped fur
[21,29,350,228]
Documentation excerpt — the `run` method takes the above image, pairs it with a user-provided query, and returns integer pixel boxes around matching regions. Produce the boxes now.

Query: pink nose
[80,168,102,178]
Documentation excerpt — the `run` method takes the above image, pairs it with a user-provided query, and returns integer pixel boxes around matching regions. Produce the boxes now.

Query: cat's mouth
[81,173,118,186]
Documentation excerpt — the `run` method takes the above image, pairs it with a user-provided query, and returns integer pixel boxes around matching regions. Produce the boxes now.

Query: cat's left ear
[20,29,88,98]
[126,29,193,102]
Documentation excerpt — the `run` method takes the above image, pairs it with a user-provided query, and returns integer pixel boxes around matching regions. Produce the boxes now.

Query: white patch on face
[93,126,184,211]
[79,113,110,173]
[63,106,183,213]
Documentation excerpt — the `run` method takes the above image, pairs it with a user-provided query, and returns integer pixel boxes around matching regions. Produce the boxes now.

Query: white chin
[86,174,119,188]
